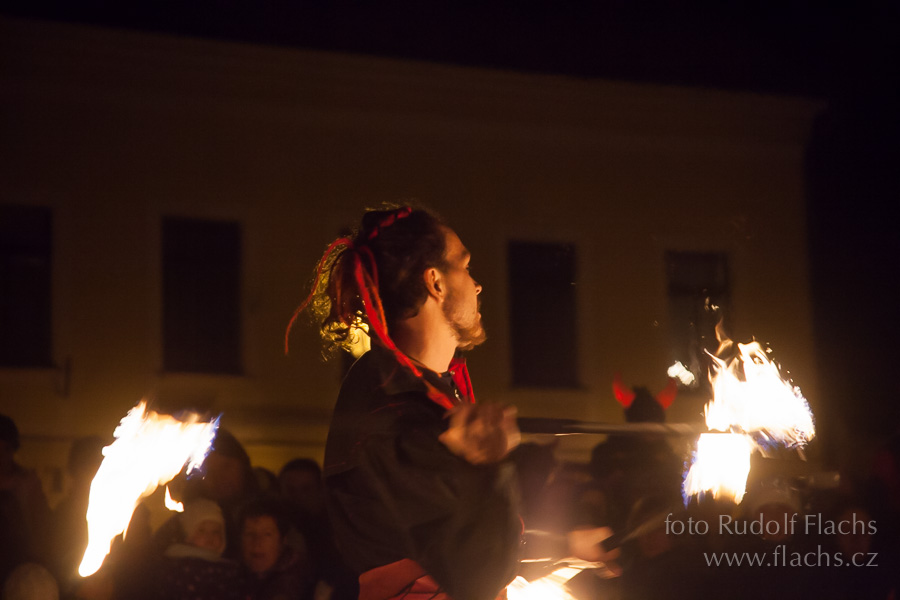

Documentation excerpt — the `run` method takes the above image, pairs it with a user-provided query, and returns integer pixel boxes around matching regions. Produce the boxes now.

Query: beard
[443,289,487,351]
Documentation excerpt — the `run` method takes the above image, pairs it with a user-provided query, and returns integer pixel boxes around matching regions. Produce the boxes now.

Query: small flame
[507,567,583,600]
[683,332,815,504]
[164,486,184,512]
[78,401,219,577]
[667,361,696,386]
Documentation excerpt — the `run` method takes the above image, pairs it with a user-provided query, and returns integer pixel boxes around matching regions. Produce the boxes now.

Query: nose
[475,281,483,295]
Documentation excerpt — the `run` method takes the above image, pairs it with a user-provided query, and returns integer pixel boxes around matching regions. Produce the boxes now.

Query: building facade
[1,17,822,504]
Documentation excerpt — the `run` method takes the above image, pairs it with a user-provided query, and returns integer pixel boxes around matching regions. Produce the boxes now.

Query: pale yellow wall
[0,17,822,480]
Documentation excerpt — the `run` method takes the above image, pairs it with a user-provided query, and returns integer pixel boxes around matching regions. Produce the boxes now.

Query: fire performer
[286,205,522,600]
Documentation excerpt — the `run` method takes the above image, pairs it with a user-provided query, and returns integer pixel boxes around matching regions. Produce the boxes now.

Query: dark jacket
[245,546,314,600]
[323,344,521,600]
[154,545,245,600]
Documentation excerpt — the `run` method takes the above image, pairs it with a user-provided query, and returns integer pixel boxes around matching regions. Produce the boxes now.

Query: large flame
[78,401,219,577]
[683,333,815,504]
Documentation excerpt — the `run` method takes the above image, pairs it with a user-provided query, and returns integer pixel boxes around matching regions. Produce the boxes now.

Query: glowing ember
[683,433,753,503]
[667,361,696,386]
[683,332,815,504]
[164,486,184,513]
[78,401,219,577]
[507,567,583,600]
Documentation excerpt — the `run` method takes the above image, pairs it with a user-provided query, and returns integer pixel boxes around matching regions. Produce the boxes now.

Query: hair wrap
[284,236,354,355]
[367,206,412,241]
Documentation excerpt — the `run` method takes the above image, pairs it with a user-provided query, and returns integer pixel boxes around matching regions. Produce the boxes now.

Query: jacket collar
[367,342,475,405]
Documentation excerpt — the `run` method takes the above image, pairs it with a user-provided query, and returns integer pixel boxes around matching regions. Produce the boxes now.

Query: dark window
[665,251,730,382]
[162,217,242,374]
[0,205,53,367]
[508,241,578,388]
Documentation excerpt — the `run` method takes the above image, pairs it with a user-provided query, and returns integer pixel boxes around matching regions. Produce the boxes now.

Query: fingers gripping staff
[439,404,521,465]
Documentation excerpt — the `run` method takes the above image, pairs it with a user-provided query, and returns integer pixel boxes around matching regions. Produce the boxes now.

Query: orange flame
[78,401,218,577]
[683,331,815,504]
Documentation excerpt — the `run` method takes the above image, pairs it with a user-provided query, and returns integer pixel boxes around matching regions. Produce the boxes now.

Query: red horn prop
[612,372,636,408]
[656,377,678,410]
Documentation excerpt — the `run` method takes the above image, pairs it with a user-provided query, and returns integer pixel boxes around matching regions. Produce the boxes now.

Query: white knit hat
[180,498,226,540]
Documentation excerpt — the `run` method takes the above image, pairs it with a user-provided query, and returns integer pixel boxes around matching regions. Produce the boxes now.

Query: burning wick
[683,331,815,504]
[78,401,219,577]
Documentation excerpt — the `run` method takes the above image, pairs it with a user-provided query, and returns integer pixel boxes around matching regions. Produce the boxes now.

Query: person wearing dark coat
[287,206,522,600]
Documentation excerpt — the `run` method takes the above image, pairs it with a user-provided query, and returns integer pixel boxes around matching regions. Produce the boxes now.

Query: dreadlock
[285,205,457,408]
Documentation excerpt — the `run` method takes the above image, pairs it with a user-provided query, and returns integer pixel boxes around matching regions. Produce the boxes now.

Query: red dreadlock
[285,206,466,411]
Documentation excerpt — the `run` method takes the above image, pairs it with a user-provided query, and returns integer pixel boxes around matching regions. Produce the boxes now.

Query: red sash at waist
[358,559,507,600]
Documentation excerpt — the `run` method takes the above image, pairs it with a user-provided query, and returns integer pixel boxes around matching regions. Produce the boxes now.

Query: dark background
[2,0,898,455]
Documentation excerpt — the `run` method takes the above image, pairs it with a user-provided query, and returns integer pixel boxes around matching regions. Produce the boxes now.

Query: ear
[423,267,444,301]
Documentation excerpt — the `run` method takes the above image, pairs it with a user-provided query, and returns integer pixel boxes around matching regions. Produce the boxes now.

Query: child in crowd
[154,498,244,600]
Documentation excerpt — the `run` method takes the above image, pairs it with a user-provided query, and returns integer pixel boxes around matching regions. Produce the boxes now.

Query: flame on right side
[683,327,815,505]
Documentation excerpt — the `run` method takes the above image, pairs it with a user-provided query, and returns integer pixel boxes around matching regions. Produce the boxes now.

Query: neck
[390,302,457,373]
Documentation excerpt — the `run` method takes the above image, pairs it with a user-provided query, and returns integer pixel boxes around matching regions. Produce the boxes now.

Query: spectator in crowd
[588,377,683,534]
[2,563,59,600]
[278,459,357,600]
[254,468,279,496]
[240,498,314,600]
[0,414,51,584]
[153,498,244,600]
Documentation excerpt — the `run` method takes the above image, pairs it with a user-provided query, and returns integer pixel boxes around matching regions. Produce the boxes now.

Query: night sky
[2,1,893,96]
[2,0,899,445]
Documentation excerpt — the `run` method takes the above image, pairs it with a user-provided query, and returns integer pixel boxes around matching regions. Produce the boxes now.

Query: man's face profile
[440,227,486,351]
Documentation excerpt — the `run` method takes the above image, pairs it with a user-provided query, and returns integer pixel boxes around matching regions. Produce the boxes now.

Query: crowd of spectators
[3,408,900,600]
